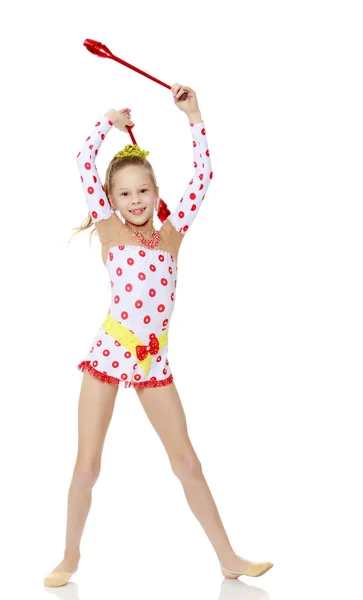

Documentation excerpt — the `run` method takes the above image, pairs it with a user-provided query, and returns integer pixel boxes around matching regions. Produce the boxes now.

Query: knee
[170,450,203,483]
[73,460,101,489]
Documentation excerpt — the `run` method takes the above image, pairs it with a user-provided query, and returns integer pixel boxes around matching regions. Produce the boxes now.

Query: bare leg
[47,370,118,575]
[135,382,254,573]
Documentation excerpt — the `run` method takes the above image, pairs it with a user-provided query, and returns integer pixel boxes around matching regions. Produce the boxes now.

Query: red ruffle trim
[77,360,173,388]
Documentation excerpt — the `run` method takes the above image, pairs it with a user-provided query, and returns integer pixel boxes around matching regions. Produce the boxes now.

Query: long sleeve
[168,120,213,235]
[76,115,115,223]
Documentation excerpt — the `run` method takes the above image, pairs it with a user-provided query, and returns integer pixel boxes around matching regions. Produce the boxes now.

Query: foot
[220,554,252,577]
[45,553,80,578]
[220,553,273,578]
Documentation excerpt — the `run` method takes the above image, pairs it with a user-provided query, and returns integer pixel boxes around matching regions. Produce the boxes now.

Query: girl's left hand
[171,83,200,114]
[104,108,135,132]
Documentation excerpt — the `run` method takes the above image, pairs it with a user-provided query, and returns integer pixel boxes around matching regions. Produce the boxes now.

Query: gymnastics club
[83,39,188,143]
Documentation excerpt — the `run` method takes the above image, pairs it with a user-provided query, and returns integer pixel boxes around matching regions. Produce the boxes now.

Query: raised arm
[76,114,122,243]
[167,113,213,236]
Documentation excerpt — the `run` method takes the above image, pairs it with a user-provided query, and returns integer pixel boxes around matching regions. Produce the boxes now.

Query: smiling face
[108,165,159,226]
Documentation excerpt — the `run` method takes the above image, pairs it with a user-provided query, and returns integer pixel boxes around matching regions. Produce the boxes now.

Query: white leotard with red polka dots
[76,115,213,388]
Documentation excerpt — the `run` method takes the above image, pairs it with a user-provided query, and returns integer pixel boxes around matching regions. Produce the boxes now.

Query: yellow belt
[102,314,168,377]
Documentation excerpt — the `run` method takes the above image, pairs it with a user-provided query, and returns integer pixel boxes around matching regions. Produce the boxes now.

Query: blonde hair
[68,153,158,245]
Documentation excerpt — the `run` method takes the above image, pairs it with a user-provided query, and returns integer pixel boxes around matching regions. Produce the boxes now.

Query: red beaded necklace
[126,225,161,248]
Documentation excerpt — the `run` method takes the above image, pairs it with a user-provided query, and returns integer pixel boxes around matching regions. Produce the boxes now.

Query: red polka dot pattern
[76,116,116,224]
[77,245,178,389]
[168,120,212,236]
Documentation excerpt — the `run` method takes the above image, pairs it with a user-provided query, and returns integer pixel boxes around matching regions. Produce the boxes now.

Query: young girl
[43,83,273,586]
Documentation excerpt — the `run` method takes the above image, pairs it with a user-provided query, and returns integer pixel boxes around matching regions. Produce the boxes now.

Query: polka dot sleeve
[167,121,213,235]
[76,116,115,223]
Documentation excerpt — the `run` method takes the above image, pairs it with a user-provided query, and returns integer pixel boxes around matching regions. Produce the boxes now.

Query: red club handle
[126,124,137,144]
[83,39,188,100]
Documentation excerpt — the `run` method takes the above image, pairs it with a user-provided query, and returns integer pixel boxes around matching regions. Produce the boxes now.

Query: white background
[1,1,362,599]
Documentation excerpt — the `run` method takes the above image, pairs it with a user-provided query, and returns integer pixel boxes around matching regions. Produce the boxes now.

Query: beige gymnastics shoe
[43,569,77,587]
[220,556,274,578]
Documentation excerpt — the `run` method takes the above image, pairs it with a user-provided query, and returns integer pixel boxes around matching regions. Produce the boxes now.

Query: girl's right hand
[171,83,200,115]
[104,108,135,132]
